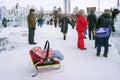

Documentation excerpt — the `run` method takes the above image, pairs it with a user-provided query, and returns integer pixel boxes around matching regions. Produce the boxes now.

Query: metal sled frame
[30,55,60,77]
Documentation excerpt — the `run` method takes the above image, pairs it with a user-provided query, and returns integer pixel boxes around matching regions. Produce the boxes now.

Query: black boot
[103,53,108,57]
[63,36,66,40]
[96,52,100,57]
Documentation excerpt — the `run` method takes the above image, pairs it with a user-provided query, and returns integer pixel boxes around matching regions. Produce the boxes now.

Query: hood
[102,13,111,18]
[112,9,120,14]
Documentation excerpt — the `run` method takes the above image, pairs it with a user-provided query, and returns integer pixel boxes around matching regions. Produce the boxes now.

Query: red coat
[76,14,88,32]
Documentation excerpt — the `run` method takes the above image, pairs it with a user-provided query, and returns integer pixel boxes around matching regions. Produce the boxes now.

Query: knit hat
[79,9,85,14]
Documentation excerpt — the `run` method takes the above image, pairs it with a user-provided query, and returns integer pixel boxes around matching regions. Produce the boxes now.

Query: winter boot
[96,52,100,57]
[63,36,66,40]
[103,52,108,57]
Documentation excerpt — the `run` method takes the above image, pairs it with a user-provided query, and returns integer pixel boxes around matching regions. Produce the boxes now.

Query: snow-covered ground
[111,14,120,54]
[0,24,120,80]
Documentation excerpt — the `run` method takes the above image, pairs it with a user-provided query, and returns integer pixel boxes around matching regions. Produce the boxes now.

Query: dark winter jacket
[59,17,72,33]
[111,9,120,32]
[96,13,111,29]
[71,18,76,26]
[112,9,120,19]
[27,13,36,28]
[87,13,97,29]
[54,19,57,23]
[38,18,44,23]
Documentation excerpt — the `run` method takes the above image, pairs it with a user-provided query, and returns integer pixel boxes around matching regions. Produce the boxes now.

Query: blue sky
[0,0,118,12]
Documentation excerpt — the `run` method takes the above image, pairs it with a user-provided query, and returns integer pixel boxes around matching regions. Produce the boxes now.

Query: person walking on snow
[27,9,37,45]
[76,9,88,50]
[54,18,58,28]
[59,14,73,40]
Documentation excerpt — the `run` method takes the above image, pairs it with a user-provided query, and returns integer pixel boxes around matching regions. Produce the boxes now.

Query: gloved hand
[32,28,36,30]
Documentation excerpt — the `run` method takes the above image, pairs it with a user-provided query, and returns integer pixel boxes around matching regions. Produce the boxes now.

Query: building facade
[64,0,71,14]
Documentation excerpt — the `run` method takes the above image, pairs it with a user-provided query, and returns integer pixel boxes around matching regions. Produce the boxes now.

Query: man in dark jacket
[59,14,73,40]
[96,9,112,57]
[111,9,120,32]
[87,10,97,40]
[54,18,57,28]
[27,9,37,44]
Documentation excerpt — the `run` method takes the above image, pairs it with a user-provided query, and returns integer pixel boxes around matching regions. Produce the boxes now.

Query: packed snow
[110,14,120,54]
[0,24,120,80]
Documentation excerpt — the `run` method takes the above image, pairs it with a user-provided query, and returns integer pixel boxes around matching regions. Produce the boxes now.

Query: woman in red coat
[76,9,88,50]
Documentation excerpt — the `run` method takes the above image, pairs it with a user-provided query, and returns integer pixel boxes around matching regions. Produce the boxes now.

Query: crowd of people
[27,8,120,57]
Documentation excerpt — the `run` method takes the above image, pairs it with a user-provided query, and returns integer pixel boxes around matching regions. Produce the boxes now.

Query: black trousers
[54,22,57,27]
[88,27,94,40]
[28,27,35,43]
[111,19,115,32]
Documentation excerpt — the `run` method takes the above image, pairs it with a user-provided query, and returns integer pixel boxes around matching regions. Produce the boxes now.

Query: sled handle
[44,40,50,59]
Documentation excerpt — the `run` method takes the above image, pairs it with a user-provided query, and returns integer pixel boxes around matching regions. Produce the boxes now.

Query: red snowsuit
[76,14,88,48]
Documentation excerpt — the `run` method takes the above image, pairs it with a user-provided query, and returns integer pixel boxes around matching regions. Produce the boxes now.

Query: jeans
[38,22,43,27]
[97,38,109,55]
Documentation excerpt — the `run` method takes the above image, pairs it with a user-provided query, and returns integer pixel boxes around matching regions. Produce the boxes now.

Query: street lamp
[98,0,100,12]
[63,0,68,13]
[63,0,70,14]
[117,0,119,7]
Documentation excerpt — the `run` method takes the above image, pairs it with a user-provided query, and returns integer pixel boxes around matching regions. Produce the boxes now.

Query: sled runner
[29,40,61,77]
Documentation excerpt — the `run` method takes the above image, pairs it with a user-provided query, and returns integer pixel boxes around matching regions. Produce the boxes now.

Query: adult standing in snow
[54,18,57,28]
[27,9,37,44]
[111,9,120,32]
[71,18,76,29]
[95,9,112,57]
[76,9,88,50]
[50,18,53,25]
[59,14,73,40]
[37,17,44,27]
[87,10,97,40]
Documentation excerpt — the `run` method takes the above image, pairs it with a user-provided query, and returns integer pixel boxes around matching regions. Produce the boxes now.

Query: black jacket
[87,13,97,28]
[112,9,120,19]
[59,17,72,33]
[96,13,111,29]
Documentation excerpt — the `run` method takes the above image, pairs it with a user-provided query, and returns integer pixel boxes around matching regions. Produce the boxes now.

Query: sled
[29,40,60,77]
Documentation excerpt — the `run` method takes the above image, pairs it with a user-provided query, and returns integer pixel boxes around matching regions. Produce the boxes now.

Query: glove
[32,28,36,30]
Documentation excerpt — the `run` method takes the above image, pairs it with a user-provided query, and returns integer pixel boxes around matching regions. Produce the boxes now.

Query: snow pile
[0,27,28,52]
[0,25,120,80]
[0,37,15,52]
